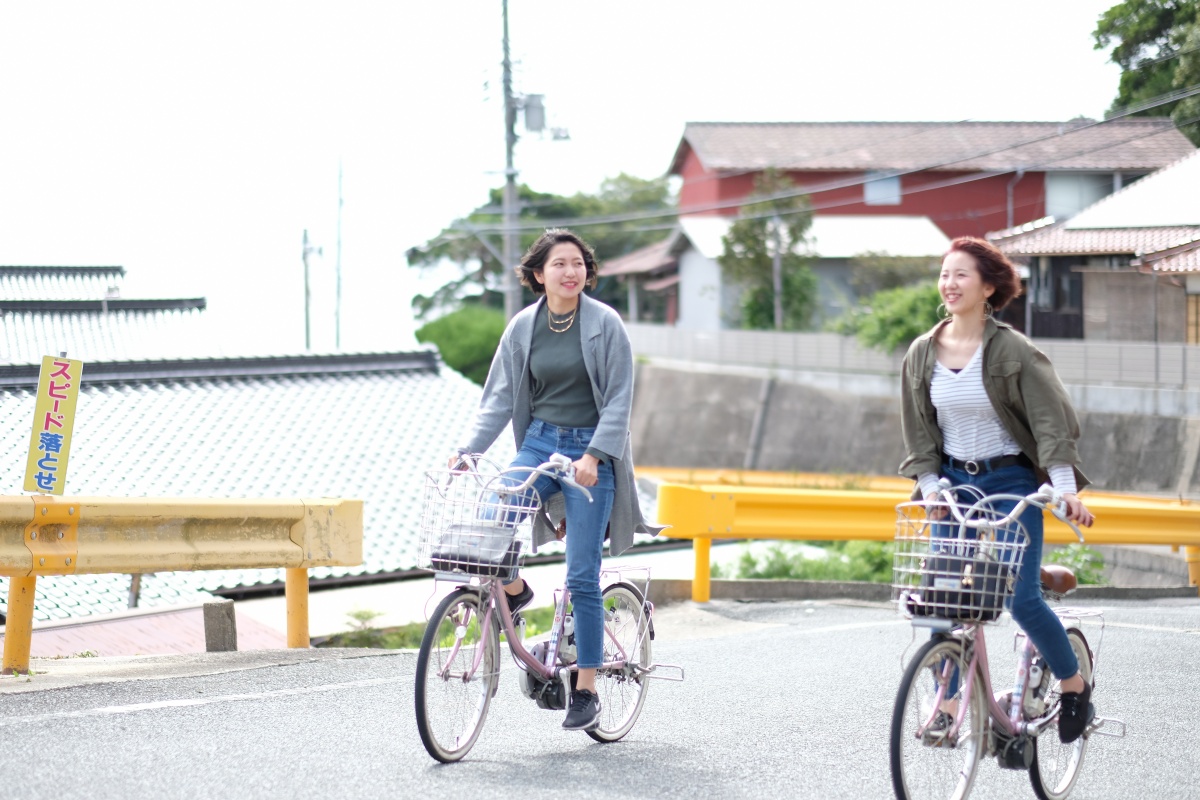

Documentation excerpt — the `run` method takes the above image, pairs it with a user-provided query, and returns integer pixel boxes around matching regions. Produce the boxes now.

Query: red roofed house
[603,119,1195,331]
[671,120,1194,239]
[991,149,1200,342]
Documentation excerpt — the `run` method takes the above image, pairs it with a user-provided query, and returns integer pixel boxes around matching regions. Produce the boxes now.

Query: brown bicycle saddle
[1040,564,1078,595]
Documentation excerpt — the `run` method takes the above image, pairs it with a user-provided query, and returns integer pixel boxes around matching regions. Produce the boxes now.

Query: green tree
[846,252,939,297]
[1093,1,1200,143]
[834,282,942,353]
[406,173,676,320]
[415,306,507,384]
[718,169,817,331]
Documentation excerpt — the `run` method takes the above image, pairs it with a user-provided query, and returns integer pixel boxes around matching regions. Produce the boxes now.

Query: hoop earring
[937,303,950,320]
[982,301,994,320]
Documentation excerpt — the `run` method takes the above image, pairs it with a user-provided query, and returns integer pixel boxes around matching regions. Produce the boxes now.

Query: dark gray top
[530,302,606,461]
[460,293,664,555]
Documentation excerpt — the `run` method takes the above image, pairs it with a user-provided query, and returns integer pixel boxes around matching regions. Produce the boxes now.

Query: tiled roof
[0,266,126,301]
[669,120,1195,174]
[1132,236,1200,273]
[990,149,1200,257]
[991,225,1200,257]
[0,350,519,622]
[599,237,678,277]
[1054,149,1200,229]
[1,308,222,364]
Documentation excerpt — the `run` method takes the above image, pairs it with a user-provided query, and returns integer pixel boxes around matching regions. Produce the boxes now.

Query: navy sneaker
[562,689,601,731]
[1058,683,1094,744]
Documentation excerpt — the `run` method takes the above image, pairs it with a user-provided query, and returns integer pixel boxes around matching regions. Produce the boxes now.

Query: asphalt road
[1,596,1197,800]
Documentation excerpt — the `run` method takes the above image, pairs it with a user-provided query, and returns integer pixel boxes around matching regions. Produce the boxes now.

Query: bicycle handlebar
[453,452,594,503]
[931,480,1084,543]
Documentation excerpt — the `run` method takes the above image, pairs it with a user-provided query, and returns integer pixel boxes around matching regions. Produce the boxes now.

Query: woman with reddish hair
[899,236,1097,743]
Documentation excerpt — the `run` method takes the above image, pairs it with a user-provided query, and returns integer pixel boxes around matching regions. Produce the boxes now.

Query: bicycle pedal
[1087,716,1126,738]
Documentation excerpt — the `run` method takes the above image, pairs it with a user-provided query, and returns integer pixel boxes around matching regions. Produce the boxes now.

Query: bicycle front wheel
[1029,627,1094,800]
[587,582,652,743]
[890,635,987,800]
[414,587,500,763]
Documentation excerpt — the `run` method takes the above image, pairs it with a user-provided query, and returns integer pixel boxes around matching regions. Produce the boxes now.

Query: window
[864,171,901,205]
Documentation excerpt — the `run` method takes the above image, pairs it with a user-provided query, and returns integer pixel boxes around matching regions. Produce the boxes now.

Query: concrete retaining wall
[630,363,1200,499]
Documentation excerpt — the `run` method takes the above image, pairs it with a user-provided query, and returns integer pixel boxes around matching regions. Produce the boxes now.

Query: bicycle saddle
[1040,564,1077,595]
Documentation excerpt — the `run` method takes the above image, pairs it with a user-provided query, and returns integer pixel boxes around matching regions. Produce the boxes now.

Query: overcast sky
[0,1,1127,352]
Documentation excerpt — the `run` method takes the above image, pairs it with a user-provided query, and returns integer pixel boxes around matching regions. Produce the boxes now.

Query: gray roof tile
[0,266,126,301]
[1,351,516,622]
[671,120,1196,174]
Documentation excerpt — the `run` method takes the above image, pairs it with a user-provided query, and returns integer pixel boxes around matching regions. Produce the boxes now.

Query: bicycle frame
[432,574,637,686]
[915,612,1076,749]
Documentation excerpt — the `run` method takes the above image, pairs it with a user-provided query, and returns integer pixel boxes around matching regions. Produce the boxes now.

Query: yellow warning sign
[23,355,84,495]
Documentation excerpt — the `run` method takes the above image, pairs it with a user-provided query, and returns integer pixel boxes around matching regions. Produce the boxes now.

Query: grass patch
[317,604,560,650]
[711,540,893,583]
[1044,543,1105,585]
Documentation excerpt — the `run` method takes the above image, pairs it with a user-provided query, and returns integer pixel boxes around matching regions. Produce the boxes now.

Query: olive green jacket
[899,318,1089,492]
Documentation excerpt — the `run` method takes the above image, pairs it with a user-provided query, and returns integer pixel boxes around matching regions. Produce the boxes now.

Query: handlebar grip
[1039,483,1085,542]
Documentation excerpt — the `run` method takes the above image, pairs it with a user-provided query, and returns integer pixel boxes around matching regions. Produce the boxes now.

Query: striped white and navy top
[917,345,1077,498]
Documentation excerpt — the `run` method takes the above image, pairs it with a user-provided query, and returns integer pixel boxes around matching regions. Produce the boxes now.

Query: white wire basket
[419,466,542,581]
[892,498,1030,623]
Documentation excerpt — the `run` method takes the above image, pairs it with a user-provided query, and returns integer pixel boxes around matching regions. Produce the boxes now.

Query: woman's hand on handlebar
[572,453,600,487]
[1061,493,1095,527]
[923,493,948,520]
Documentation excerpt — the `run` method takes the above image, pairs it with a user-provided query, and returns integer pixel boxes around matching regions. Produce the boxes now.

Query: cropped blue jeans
[502,418,615,670]
[940,461,1079,680]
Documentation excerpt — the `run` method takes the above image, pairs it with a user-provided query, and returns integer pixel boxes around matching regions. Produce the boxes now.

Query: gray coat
[460,292,662,555]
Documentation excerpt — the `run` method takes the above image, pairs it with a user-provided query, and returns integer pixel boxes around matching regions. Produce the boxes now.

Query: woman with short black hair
[452,228,659,732]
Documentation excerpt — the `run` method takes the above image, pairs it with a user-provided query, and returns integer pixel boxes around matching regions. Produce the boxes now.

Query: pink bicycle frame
[442,580,633,685]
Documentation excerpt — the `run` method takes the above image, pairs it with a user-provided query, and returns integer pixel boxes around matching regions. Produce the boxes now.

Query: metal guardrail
[627,324,1200,389]
[653,477,1200,603]
[0,495,363,673]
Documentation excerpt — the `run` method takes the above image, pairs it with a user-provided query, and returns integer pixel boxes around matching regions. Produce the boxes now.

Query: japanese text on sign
[24,356,84,495]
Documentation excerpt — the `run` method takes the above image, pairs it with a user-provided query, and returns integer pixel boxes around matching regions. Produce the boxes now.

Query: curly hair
[944,236,1023,311]
[516,228,599,294]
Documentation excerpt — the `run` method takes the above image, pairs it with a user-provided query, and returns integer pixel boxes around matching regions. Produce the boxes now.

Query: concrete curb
[647,578,1198,606]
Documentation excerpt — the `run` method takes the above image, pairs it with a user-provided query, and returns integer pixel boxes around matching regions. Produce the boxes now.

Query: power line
[446,84,1200,236]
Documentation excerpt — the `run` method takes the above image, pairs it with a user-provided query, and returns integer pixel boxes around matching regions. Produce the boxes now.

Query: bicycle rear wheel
[1029,628,1094,800]
[415,587,500,763]
[587,582,651,743]
[890,635,987,800]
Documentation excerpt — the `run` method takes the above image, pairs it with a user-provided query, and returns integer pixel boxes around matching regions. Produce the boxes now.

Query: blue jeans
[502,418,615,670]
[940,461,1079,680]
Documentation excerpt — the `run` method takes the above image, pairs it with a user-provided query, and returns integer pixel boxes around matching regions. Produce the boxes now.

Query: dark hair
[516,228,599,294]
[944,236,1023,311]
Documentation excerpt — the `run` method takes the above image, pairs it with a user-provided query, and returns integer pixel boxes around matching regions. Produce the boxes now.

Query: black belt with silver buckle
[942,453,1030,476]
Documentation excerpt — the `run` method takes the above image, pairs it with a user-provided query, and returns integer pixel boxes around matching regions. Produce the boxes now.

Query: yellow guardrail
[651,473,1200,603]
[0,495,362,674]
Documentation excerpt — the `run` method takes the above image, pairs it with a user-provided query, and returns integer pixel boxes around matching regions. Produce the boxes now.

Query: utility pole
[302,229,322,350]
[335,160,343,350]
[501,0,521,320]
[771,214,783,331]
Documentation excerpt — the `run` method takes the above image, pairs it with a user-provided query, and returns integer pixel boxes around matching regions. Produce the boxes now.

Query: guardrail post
[2,576,37,675]
[1185,546,1200,594]
[285,567,310,648]
[693,538,711,603]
